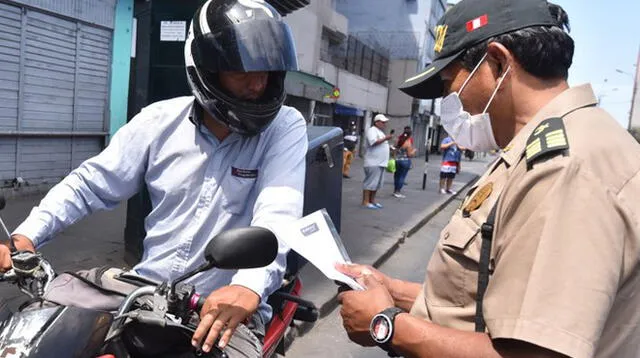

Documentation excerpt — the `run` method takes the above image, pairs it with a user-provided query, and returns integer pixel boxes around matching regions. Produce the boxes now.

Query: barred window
[343,35,390,85]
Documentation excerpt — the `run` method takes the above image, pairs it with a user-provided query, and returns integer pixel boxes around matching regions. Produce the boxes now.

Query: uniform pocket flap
[440,214,479,250]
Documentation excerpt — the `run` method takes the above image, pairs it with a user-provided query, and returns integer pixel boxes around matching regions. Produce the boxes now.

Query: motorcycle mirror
[168,227,279,295]
[205,227,278,270]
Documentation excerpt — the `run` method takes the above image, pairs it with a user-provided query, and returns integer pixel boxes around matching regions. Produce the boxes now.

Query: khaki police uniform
[410,84,640,358]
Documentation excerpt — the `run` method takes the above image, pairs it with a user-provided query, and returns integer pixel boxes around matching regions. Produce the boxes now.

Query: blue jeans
[394,159,411,192]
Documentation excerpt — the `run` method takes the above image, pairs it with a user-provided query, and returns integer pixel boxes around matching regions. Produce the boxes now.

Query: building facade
[283,0,390,148]
[334,0,447,155]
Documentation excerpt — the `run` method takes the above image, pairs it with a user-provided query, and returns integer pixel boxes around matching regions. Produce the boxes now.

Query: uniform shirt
[411,85,640,358]
[364,126,389,168]
[13,97,308,324]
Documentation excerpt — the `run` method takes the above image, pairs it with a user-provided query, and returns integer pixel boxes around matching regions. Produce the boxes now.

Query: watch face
[370,314,392,343]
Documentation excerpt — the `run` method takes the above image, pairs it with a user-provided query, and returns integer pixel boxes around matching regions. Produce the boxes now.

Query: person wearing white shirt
[362,114,392,209]
[0,1,305,357]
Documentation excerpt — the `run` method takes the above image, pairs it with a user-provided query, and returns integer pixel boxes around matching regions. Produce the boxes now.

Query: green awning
[286,71,336,94]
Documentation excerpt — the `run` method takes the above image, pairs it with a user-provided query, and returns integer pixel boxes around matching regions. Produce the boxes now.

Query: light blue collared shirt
[13,96,308,323]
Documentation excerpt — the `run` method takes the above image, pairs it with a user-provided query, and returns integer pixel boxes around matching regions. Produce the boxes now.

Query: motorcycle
[0,197,317,357]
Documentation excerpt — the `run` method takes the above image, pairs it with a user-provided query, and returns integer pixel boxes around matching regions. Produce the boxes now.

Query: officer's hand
[338,273,395,347]
[192,285,259,353]
[336,263,392,290]
[0,235,35,272]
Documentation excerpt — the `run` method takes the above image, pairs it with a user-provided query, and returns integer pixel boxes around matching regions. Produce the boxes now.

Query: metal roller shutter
[0,2,112,187]
[0,2,21,181]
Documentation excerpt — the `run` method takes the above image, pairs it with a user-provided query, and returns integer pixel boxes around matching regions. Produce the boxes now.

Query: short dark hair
[459,2,573,80]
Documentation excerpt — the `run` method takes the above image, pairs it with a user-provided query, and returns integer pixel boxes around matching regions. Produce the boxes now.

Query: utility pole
[422,99,436,190]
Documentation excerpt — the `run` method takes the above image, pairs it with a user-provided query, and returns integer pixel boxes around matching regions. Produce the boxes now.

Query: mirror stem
[169,261,215,296]
[0,217,11,241]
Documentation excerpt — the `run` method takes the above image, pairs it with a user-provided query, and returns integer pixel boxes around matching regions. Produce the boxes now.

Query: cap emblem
[434,25,448,53]
[466,14,488,32]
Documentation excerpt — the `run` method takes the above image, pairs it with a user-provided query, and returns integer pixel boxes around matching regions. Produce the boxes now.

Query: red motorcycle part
[262,279,302,357]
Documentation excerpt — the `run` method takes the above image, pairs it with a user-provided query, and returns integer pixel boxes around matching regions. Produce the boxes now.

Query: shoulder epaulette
[525,117,569,168]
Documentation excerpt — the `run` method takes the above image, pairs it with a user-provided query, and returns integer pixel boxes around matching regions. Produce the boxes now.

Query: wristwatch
[370,307,404,356]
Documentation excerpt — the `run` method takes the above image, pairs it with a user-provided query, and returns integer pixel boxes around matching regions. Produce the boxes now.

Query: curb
[284,174,480,348]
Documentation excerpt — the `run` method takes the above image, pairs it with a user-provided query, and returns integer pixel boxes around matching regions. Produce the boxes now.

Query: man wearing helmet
[0,0,305,356]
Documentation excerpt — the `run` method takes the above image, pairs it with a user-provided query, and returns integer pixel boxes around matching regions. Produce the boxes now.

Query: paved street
[286,194,464,357]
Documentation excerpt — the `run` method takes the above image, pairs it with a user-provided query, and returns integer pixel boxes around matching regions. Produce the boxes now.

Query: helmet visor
[192,19,299,73]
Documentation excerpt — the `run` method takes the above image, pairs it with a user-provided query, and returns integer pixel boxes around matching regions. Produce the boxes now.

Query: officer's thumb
[335,263,361,278]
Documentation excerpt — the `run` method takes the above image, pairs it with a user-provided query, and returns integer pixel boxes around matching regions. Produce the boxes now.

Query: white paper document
[275,210,364,290]
[160,21,186,42]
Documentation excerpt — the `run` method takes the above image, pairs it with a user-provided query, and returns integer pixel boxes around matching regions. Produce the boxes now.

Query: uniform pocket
[425,214,480,307]
[221,174,257,215]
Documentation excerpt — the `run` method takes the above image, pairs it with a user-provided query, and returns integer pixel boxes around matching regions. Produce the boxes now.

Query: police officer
[337,0,640,357]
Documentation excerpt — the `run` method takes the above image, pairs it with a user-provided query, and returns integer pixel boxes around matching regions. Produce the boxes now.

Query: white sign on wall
[160,21,186,42]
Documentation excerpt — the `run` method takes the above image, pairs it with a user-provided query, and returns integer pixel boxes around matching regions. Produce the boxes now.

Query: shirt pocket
[221,174,257,215]
[425,214,480,307]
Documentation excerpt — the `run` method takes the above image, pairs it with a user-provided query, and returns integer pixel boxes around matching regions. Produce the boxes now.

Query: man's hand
[338,272,396,347]
[191,285,260,353]
[0,235,35,272]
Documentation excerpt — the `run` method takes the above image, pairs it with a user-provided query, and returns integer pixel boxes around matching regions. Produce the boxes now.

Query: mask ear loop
[482,65,511,114]
[458,52,488,96]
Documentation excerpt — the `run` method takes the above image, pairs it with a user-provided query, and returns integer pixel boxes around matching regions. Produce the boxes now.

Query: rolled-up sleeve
[366,127,378,146]
[12,108,155,248]
[230,110,307,298]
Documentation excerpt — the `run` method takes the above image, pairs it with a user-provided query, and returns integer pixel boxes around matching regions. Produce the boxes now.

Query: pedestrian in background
[403,126,414,146]
[439,135,461,194]
[362,114,392,209]
[392,129,416,198]
[343,125,358,178]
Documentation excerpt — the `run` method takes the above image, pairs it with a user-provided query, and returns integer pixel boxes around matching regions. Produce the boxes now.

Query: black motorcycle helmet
[185,0,299,136]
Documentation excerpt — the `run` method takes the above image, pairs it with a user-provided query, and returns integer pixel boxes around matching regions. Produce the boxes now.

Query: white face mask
[440,53,511,152]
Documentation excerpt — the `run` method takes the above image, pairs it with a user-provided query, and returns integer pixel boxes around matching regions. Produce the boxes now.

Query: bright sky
[558,0,639,128]
[448,0,640,128]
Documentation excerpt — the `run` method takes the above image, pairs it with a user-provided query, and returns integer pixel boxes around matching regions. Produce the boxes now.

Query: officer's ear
[486,42,512,79]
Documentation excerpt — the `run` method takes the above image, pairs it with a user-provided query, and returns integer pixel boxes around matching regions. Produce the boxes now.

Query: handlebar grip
[189,293,207,312]
[196,295,206,312]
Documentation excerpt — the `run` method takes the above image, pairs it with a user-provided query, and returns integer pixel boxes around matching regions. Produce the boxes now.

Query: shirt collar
[188,100,242,146]
[188,100,203,127]
[500,84,598,166]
